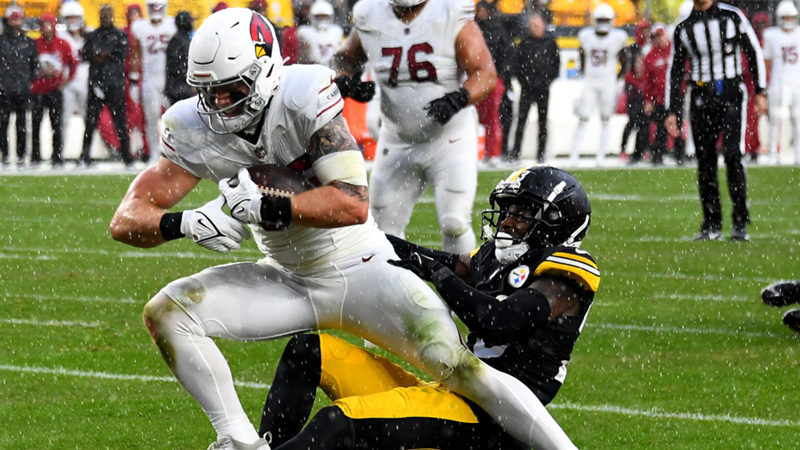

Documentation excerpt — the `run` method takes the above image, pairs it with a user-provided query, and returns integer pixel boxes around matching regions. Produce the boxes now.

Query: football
[229,164,315,230]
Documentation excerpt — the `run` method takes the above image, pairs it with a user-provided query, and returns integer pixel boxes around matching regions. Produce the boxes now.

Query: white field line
[652,293,751,302]
[0,246,263,260]
[548,402,800,428]
[1,292,138,304]
[0,364,269,389]
[0,318,101,328]
[0,363,795,428]
[590,322,782,338]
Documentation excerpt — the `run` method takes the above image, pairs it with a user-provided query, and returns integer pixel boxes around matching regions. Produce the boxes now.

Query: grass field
[1,166,799,450]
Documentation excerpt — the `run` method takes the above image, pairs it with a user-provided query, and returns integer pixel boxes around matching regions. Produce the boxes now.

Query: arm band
[259,196,293,230]
[312,150,368,186]
[386,234,459,272]
[160,212,185,241]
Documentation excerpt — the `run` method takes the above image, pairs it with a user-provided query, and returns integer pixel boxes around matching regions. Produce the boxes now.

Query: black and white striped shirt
[666,1,766,113]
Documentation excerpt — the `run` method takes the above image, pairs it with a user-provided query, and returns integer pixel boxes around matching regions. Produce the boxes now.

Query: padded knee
[417,335,464,381]
[439,214,470,238]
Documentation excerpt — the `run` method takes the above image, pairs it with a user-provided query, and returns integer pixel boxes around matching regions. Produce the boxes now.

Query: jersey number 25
[382,44,438,87]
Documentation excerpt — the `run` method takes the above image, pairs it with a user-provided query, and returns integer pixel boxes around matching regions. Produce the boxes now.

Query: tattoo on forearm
[330,180,368,203]
[308,114,359,160]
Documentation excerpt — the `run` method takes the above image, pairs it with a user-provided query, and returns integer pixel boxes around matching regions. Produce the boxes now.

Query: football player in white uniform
[763,0,800,165]
[58,1,90,120]
[131,0,177,165]
[296,0,344,67]
[110,9,577,450]
[571,3,628,165]
[332,0,495,254]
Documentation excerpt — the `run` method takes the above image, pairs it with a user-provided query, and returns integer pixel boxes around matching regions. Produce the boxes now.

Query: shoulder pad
[533,247,600,292]
[353,0,382,31]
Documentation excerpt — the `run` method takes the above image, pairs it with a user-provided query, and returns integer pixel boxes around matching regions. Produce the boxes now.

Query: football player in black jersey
[256,165,599,450]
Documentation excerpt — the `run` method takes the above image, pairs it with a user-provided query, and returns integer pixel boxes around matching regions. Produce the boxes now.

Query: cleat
[730,226,750,242]
[783,309,800,333]
[761,281,800,307]
[207,436,270,450]
[691,229,722,241]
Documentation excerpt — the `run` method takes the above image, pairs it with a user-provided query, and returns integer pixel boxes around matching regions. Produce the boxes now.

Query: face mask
[494,232,530,265]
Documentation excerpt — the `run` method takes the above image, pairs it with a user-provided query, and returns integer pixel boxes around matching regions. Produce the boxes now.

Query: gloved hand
[180,195,250,253]
[219,168,263,224]
[388,252,444,282]
[424,88,470,125]
[335,75,376,102]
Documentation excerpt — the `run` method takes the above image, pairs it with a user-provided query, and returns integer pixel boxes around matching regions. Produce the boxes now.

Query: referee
[665,0,767,242]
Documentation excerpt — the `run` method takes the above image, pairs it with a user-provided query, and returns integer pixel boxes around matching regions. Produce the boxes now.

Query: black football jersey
[466,243,600,405]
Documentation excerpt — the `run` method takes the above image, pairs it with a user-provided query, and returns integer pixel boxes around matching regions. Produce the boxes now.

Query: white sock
[572,121,586,161]
[597,121,610,164]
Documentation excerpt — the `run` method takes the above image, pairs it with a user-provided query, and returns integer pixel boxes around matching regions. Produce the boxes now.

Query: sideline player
[297,0,344,66]
[131,0,176,165]
[571,3,627,165]
[331,0,497,254]
[110,8,577,450]
[763,0,800,165]
[58,1,90,124]
[257,166,599,450]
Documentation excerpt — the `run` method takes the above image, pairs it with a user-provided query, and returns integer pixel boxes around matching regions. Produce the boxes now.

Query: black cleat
[730,226,750,242]
[761,281,800,307]
[782,309,800,333]
[692,229,723,241]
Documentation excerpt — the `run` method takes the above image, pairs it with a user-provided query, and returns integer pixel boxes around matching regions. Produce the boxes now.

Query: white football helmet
[593,3,615,34]
[777,0,799,30]
[388,0,426,8]
[59,1,85,32]
[310,0,334,31]
[146,0,168,21]
[187,8,283,135]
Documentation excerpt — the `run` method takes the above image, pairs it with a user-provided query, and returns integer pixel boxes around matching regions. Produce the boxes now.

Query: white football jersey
[131,17,177,83]
[297,24,345,66]
[354,0,474,142]
[160,64,386,268]
[578,27,628,80]
[763,26,800,87]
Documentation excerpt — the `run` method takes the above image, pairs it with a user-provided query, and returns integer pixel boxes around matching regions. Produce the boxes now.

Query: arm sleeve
[385,234,459,271]
[111,32,128,63]
[737,12,767,94]
[81,34,97,62]
[665,28,687,113]
[546,40,560,82]
[431,268,551,333]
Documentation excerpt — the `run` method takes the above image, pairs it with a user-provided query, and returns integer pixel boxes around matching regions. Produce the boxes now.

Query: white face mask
[494,232,530,265]
[781,16,798,31]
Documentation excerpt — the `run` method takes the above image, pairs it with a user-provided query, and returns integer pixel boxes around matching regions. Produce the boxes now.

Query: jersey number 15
[382,44,438,87]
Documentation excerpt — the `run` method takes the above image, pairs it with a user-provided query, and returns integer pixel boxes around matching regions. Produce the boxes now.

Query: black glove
[388,252,444,282]
[424,88,470,125]
[335,75,376,102]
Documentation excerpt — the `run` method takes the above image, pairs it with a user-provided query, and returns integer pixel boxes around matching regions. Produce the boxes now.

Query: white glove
[219,168,263,224]
[180,195,250,253]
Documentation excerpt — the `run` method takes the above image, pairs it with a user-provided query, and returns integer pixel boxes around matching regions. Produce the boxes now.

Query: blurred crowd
[0,0,797,170]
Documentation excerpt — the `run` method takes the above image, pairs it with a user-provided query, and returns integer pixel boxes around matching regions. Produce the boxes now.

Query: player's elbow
[109,214,130,243]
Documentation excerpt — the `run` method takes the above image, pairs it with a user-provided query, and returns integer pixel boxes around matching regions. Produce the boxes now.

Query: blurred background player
[132,0,176,165]
[571,3,627,166]
[763,0,800,165]
[0,5,37,169]
[124,4,149,162]
[620,52,648,163]
[59,1,90,122]
[473,0,507,163]
[644,23,682,165]
[297,0,343,66]
[31,13,77,169]
[332,0,497,254]
[165,11,195,105]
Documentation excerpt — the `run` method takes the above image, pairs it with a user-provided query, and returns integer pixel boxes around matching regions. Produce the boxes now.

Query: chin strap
[494,232,530,265]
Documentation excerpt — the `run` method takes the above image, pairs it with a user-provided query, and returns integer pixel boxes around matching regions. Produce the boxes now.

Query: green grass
[1,167,799,449]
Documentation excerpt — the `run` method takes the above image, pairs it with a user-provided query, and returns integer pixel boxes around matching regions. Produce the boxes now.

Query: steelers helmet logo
[250,13,274,59]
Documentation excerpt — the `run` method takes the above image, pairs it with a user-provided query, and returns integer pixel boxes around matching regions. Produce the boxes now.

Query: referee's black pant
[689,82,749,232]
[81,84,132,165]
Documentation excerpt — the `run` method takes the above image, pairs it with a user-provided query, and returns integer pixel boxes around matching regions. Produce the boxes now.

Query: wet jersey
[762,27,800,88]
[578,27,627,80]
[131,18,177,84]
[466,243,600,404]
[160,64,386,269]
[353,0,474,142]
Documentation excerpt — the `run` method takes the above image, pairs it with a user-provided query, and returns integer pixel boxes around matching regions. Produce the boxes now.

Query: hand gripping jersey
[131,17,177,85]
[160,64,386,268]
[762,27,800,88]
[467,243,600,404]
[578,27,628,81]
[296,24,345,67]
[353,0,474,142]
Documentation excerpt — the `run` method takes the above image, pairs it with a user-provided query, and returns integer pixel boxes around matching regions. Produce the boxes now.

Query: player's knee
[443,347,487,388]
[142,292,172,343]
[418,338,462,381]
[439,214,470,238]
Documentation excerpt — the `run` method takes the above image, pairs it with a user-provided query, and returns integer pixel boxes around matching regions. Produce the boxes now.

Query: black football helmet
[481,165,592,248]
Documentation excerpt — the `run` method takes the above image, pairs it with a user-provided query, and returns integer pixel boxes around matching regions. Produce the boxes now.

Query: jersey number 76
[381,44,438,87]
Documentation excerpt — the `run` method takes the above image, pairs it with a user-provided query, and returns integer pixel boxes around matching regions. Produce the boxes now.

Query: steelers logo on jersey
[508,265,530,288]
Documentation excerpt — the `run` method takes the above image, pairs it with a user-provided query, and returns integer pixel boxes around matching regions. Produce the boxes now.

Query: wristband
[259,196,293,229]
[160,211,185,241]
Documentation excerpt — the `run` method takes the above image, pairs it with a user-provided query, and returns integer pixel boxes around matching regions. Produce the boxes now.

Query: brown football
[228,164,315,230]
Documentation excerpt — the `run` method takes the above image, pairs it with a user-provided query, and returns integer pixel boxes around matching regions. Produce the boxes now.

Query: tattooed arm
[288,114,370,228]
